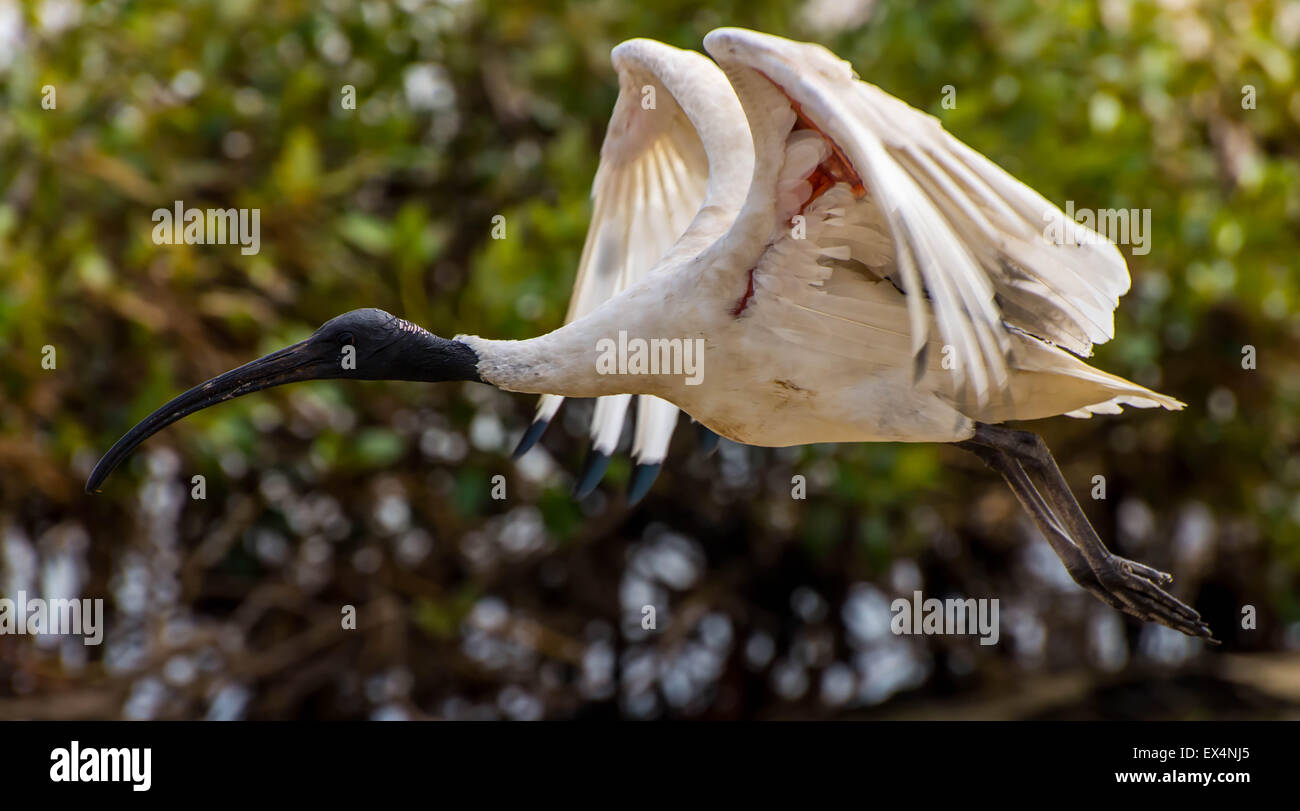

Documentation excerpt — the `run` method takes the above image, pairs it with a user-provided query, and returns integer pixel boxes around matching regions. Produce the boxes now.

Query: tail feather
[970,333,1185,423]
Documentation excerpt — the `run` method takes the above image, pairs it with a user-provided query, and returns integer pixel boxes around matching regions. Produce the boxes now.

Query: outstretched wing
[703,28,1131,410]
[514,37,752,501]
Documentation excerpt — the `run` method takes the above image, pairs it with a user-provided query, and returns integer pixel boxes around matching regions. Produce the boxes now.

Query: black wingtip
[573,449,612,499]
[695,424,721,456]
[627,462,662,506]
[912,341,930,385]
[512,418,549,459]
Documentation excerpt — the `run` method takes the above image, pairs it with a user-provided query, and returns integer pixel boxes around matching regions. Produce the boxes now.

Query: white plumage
[486,28,1180,468]
[515,39,755,487]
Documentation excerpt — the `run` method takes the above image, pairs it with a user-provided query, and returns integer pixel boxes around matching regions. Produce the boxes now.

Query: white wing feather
[521,38,752,477]
[704,28,1131,408]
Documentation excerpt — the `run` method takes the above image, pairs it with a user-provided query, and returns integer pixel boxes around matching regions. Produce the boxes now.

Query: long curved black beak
[86,339,329,493]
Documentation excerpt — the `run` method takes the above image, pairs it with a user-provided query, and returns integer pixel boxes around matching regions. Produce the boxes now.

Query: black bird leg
[959,423,1214,641]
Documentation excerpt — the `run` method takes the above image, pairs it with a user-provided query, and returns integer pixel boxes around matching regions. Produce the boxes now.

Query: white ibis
[86,29,1211,640]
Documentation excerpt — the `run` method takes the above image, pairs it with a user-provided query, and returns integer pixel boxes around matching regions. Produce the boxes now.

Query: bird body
[87,29,1211,640]
[459,230,1180,447]
[465,29,1180,451]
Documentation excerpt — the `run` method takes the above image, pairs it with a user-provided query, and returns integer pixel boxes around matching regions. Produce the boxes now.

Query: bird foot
[1088,554,1216,642]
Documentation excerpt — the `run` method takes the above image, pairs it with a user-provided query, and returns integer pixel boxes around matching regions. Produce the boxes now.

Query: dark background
[1,0,1298,719]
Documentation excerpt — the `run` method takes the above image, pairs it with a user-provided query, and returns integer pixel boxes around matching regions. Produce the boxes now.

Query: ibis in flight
[87,29,1212,640]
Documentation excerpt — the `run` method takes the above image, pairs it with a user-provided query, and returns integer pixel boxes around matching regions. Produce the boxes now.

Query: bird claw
[1092,555,1216,642]
[1114,556,1173,587]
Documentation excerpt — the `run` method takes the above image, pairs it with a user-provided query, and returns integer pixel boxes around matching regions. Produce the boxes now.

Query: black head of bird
[84,308,480,493]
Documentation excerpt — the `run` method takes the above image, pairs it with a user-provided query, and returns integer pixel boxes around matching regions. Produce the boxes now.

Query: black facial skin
[85,308,481,493]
